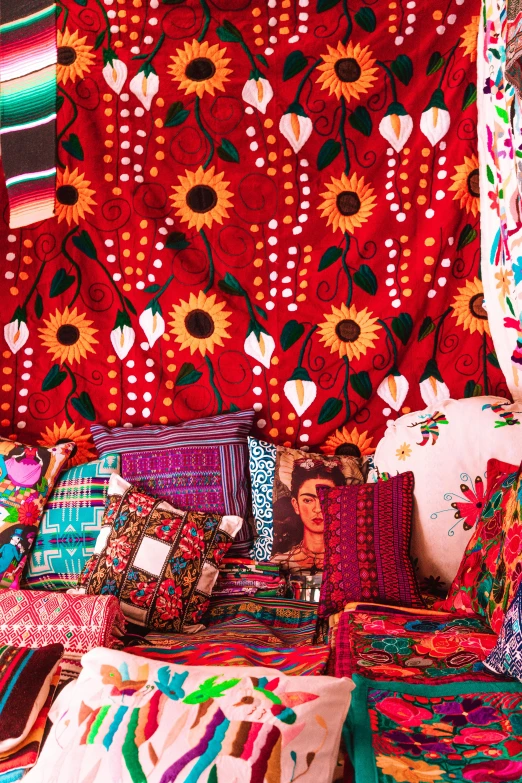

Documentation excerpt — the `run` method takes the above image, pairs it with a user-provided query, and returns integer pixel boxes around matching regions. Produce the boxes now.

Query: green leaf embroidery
[71,391,96,421]
[317,0,341,10]
[392,313,413,345]
[317,139,341,171]
[35,293,44,319]
[175,363,203,386]
[62,133,84,161]
[354,7,376,32]
[495,105,509,124]
[462,82,477,111]
[426,52,444,75]
[457,224,477,250]
[50,269,75,298]
[391,54,413,86]
[348,106,372,136]
[72,231,97,260]
[280,320,305,351]
[217,138,240,163]
[42,365,67,392]
[318,397,342,425]
[350,370,372,400]
[353,264,377,295]
[166,231,190,251]
[418,316,435,341]
[464,380,482,398]
[319,246,342,271]
[283,51,308,81]
[165,102,190,127]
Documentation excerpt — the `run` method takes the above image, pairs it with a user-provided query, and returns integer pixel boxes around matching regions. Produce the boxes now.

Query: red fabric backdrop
[0,0,507,461]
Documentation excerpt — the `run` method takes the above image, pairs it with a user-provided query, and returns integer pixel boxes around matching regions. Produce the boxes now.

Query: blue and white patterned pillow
[248,437,276,562]
[23,454,119,591]
[485,581,522,681]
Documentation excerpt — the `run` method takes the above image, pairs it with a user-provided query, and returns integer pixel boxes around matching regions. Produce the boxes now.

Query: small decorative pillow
[79,474,242,631]
[27,648,354,783]
[485,581,522,681]
[317,472,424,617]
[24,454,120,591]
[91,410,254,547]
[436,459,519,628]
[373,396,522,595]
[0,437,74,588]
[248,437,367,571]
[0,643,63,753]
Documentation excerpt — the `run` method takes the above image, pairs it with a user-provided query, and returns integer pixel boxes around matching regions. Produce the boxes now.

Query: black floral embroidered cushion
[79,474,242,632]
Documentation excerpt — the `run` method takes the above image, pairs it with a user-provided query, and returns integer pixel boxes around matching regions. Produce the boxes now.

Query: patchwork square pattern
[80,474,242,631]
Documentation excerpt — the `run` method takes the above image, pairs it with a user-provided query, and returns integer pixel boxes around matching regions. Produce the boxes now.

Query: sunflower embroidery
[451,277,490,336]
[460,16,479,62]
[318,172,376,234]
[448,154,480,217]
[39,307,99,365]
[321,426,375,456]
[57,29,96,84]
[55,167,96,226]
[38,422,97,467]
[318,303,381,360]
[316,41,378,102]
[168,40,232,98]
[170,166,233,232]
[169,292,231,357]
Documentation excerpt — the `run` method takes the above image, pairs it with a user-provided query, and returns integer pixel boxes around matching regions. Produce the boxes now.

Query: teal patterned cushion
[23,454,119,590]
[248,437,276,562]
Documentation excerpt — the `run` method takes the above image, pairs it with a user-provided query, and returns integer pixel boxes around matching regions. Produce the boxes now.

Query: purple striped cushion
[91,411,254,543]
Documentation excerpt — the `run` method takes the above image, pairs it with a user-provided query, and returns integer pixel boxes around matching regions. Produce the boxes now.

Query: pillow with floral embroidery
[0,437,74,589]
[79,473,242,632]
[435,459,520,632]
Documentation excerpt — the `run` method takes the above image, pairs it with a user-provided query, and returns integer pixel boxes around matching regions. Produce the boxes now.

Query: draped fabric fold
[0,0,57,229]
[479,0,522,398]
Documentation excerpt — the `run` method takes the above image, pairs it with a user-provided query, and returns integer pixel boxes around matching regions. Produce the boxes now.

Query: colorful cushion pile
[80,473,242,631]
[0,437,74,588]
[374,396,522,595]
[213,558,285,598]
[91,410,254,553]
[24,453,120,591]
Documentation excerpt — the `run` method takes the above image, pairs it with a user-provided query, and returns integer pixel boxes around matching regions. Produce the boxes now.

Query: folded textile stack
[0,592,126,679]
[213,558,285,598]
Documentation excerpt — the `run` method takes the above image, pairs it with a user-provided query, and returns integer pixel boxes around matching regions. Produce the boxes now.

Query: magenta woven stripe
[91,410,254,454]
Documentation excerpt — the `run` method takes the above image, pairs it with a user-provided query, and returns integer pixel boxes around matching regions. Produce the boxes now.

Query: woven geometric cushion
[0,643,63,753]
[91,410,254,545]
[29,648,353,783]
[436,459,519,630]
[485,580,522,681]
[373,396,522,596]
[317,472,424,617]
[24,454,120,591]
[80,474,242,631]
[0,437,73,589]
[249,437,367,571]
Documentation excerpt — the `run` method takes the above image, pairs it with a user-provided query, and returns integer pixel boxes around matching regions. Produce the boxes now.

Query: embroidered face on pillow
[0,437,73,589]
[249,438,367,572]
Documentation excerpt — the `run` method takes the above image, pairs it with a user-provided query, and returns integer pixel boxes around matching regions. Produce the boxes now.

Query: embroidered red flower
[17,501,40,526]
[130,580,156,607]
[376,697,432,726]
[504,522,522,566]
[178,524,205,559]
[106,535,131,573]
[414,635,461,658]
[156,578,183,621]
[451,476,486,531]
[128,492,155,517]
[155,517,181,542]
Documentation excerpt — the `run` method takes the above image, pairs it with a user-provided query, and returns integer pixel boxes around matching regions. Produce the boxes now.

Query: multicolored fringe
[0,0,56,228]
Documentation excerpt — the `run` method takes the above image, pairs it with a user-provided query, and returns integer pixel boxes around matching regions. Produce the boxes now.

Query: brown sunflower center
[57,46,77,66]
[185,57,216,82]
[56,185,79,205]
[467,168,480,198]
[469,293,487,320]
[186,185,218,214]
[335,443,361,458]
[336,191,361,216]
[335,319,361,343]
[185,309,215,339]
[334,57,362,83]
[57,324,80,346]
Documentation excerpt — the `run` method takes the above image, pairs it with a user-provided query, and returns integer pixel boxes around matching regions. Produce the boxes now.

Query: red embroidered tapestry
[0,0,507,459]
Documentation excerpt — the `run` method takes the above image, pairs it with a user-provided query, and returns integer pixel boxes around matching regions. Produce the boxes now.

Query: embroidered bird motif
[482,401,521,428]
[408,412,448,446]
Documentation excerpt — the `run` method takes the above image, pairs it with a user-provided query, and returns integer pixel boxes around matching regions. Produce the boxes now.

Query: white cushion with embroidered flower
[374,396,522,595]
